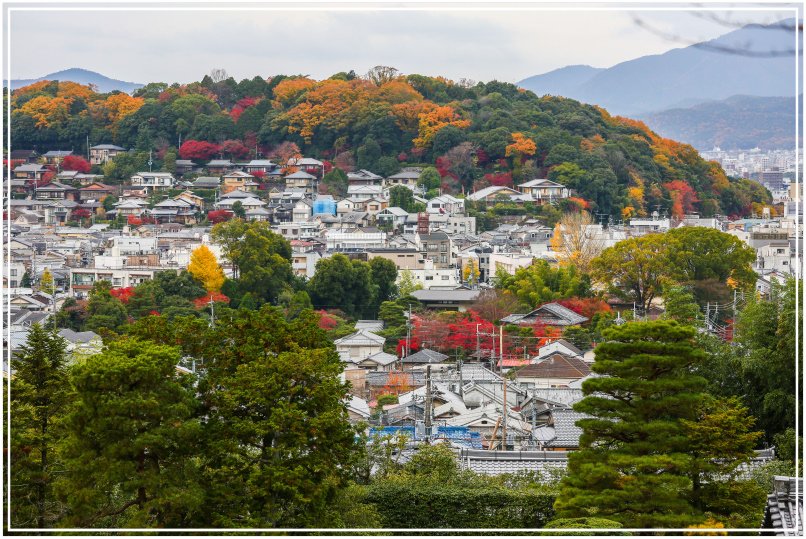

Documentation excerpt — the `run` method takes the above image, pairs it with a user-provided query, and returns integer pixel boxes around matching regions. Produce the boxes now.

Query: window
[441,275,449,280]
[425,276,434,281]
[10,269,17,276]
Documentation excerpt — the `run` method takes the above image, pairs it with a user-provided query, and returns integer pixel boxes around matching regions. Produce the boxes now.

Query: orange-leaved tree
[188,245,225,293]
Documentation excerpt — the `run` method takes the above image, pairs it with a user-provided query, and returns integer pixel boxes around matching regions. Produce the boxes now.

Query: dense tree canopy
[10,73,770,218]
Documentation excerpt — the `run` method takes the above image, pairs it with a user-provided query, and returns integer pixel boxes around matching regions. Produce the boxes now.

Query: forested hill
[9,70,770,218]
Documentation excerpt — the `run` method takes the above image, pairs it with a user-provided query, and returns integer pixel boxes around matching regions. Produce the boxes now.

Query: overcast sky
[6,4,797,84]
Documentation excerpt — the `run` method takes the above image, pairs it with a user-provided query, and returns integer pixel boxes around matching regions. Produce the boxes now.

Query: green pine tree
[9,324,70,529]
[57,339,203,527]
[554,320,709,528]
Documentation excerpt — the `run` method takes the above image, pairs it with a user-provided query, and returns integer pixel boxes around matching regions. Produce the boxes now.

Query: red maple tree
[61,155,91,173]
[179,140,221,161]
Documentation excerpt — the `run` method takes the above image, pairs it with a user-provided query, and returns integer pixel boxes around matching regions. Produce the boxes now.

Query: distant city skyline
[5,5,797,85]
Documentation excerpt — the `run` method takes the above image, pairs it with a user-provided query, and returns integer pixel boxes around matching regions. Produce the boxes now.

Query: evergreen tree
[57,339,202,527]
[10,324,70,528]
[661,285,701,326]
[555,320,709,528]
[84,280,128,333]
[196,305,358,527]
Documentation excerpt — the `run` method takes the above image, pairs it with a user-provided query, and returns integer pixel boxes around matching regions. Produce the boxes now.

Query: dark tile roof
[516,353,591,380]
[402,348,449,364]
[765,476,803,536]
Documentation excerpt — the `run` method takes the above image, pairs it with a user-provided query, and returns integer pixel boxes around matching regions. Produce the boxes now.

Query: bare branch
[631,14,802,57]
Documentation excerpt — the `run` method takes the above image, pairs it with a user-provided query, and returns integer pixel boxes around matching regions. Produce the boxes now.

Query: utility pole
[499,325,504,374]
[475,323,481,362]
[404,303,412,371]
[424,364,432,442]
[208,293,216,328]
[732,289,738,340]
[502,368,508,451]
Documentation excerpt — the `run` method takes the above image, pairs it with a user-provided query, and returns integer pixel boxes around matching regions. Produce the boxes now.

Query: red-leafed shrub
[207,210,232,224]
[61,155,91,173]
[127,215,143,226]
[484,172,513,187]
[252,170,266,180]
[179,140,220,161]
[557,297,612,319]
[193,291,230,308]
[110,287,135,303]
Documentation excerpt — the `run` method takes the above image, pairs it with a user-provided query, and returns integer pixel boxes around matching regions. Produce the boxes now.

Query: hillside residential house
[89,144,126,165]
[347,169,383,186]
[467,185,523,203]
[206,160,235,175]
[13,163,49,181]
[284,170,317,194]
[518,179,568,202]
[41,150,72,165]
[385,169,421,188]
[130,172,176,192]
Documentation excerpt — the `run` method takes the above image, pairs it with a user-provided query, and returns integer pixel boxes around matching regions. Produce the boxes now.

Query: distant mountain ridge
[638,94,801,151]
[7,68,143,94]
[518,20,798,116]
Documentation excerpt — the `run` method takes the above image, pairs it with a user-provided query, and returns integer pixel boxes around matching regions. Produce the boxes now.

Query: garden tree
[9,325,69,528]
[101,193,118,211]
[661,285,702,326]
[322,168,349,198]
[397,269,423,297]
[561,325,593,351]
[211,219,294,304]
[61,154,91,173]
[195,305,359,527]
[733,278,801,442]
[555,321,710,528]
[369,257,399,309]
[21,270,33,288]
[495,259,593,309]
[39,268,55,296]
[389,184,416,212]
[84,280,128,333]
[188,245,226,293]
[663,227,757,301]
[101,151,148,183]
[591,233,668,314]
[376,155,401,178]
[417,166,441,191]
[54,297,87,331]
[549,211,605,274]
[278,289,313,319]
[462,258,480,287]
[57,339,203,527]
[470,289,524,324]
[162,149,177,174]
[681,397,766,527]
[308,254,375,319]
[231,200,246,219]
[178,140,220,161]
[438,142,477,191]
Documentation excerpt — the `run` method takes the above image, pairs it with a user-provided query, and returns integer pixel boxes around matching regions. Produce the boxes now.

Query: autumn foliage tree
[61,155,91,173]
[188,245,226,293]
[179,140,220,161]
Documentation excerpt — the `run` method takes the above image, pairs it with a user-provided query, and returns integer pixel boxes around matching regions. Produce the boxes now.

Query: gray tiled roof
[402,348,449,364]
[766,476,804,536]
